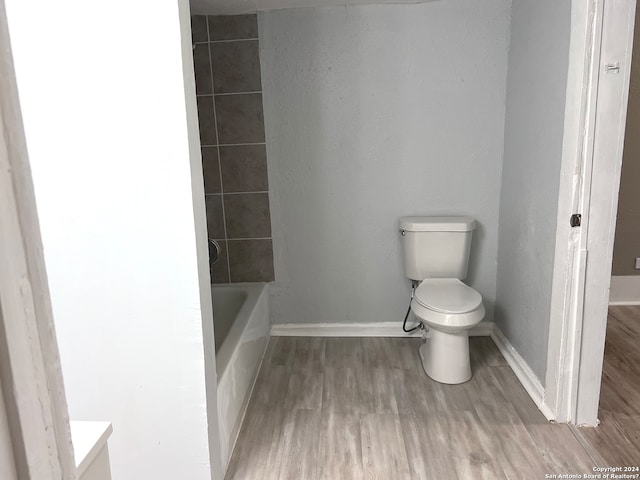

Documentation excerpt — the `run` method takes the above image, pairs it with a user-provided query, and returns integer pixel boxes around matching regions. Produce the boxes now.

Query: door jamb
[545,0,637,426]
[0,0,76,476]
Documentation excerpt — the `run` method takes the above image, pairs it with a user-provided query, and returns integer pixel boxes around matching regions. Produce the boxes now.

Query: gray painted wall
[259,1,511,325]
[495,0,571,380]
[612,3,640,277]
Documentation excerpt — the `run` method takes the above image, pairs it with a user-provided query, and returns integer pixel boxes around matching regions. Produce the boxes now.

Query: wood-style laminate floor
[227,310,640,479]
[570,305,640,467]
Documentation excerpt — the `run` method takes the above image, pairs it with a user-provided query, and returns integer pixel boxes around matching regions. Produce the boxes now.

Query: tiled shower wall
[191,14,275,283]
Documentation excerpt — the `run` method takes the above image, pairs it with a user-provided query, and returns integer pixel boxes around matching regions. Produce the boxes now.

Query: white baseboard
[270,320,494,337]
[609,275,640,305]
[490,326,553,420]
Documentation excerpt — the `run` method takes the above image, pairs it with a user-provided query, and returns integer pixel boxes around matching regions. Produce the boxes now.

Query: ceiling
[190,0,431,16]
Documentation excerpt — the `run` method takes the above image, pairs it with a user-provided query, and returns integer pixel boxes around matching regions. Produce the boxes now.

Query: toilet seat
[414,278,482,314]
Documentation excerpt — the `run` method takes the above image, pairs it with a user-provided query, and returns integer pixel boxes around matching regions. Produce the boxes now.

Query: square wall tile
[220,145,268,193]
[224,193,271,238]
[208,15,258,41]
[215,93,265,144]
[210,239,230,284]
[211,40,262,94]
[191,15,209,43]
[197,96,217,146]
[202,147,221,194]
[205,194,225,239]
[228,239,275,282]
[193,44,212,95]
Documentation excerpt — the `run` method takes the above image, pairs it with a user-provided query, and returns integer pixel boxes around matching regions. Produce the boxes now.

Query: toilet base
[419,328,471,384]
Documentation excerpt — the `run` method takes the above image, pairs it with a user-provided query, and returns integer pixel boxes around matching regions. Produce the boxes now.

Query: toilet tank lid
[399,216,475,232]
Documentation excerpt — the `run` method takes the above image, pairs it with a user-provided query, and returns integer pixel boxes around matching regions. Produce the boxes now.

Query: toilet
[399,216,485,384]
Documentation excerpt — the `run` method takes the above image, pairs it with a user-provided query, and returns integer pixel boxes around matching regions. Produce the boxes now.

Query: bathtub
[211,283,270,470]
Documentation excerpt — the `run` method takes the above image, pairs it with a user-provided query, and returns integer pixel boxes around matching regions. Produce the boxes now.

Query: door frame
[0,0,77,476]
[545,0,637,426]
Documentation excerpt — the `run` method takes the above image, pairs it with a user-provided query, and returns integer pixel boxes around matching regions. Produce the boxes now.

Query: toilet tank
[399,216,475,281]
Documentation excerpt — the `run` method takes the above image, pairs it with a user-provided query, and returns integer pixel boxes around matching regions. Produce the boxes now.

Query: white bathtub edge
[214,282,264,379]
[224,330,269,472]
[214,283,270,474]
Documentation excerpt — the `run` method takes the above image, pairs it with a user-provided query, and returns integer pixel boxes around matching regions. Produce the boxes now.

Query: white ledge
[70,421,113,476]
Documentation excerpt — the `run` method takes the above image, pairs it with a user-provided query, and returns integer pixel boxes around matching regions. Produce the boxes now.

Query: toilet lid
[414,279,482,314]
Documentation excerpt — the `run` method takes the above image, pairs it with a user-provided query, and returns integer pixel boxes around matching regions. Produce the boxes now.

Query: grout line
[206,19,232,280]
[219,142,266,147]
[227,237,273,241]
[218,190,269,195]
[204,192,268,196]
[214,91,262,97]
[197,92,262,98]
[210,38,259,44]
[201,142,266,148]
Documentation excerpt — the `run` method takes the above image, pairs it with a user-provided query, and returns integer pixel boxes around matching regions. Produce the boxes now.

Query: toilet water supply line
[402,280,425,333]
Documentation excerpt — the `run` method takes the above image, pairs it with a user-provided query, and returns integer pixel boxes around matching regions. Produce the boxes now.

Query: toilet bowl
[399,216,485,385]
[411,278,485,384]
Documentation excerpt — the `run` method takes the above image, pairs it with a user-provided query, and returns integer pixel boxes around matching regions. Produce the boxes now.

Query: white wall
[495,0,571,380]
[5,1,218,479]
[260,1,511,326]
